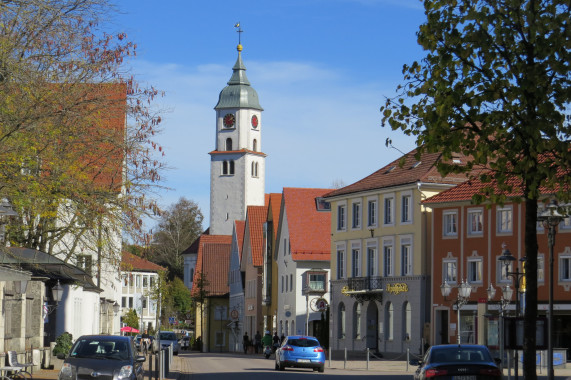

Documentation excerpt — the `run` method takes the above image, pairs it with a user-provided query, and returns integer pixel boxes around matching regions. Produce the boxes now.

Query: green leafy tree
[53,332,73,356]
[149,197,204,279]
[191,271,209,343]
[381,1,570,378]
[122,308,140,331]
[170,277,193,321]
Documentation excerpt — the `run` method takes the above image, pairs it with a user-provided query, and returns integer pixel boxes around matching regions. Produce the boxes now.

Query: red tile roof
[282,188,332,262]
[268,193,282,240]
[201,243,231,296]
[121,251,166,272]
[323,149,471,198]
[235,220,246,261]
[246,205,268,267]
[191,234,232,295]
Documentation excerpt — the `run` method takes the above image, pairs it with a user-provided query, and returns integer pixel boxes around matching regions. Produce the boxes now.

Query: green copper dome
[214,48,263,111]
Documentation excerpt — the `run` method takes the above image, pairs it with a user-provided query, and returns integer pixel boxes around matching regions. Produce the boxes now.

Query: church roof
[214,45,263,111]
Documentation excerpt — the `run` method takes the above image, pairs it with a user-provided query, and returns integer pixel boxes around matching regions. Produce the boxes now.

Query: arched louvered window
[226,138,232,151]
[253,139,257,151]
[229,161,235,175]
[222,161,228,175]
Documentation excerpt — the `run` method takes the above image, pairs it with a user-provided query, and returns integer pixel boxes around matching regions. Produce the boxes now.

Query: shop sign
[386,283,408,295]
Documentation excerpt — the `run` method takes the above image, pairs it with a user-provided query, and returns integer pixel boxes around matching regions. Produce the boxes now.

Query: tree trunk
[523,196,539,380]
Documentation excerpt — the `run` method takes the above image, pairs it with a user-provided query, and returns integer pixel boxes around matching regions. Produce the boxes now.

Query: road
[178,351,414,380]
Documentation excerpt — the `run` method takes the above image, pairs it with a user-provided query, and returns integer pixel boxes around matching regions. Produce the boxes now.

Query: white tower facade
[210,44,266,235]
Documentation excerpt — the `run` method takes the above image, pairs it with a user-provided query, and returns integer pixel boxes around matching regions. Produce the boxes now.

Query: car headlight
[118,365,134,379]
[59,363,73,378]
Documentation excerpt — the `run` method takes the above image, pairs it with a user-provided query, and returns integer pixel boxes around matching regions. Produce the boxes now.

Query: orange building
[424,178,571,360]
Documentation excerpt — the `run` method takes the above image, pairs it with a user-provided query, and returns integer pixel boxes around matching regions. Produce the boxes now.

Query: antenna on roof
[385,138,406,156]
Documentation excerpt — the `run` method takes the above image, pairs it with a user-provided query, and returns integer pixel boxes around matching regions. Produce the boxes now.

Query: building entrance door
[435,309,449,345]
[366,302,379,350]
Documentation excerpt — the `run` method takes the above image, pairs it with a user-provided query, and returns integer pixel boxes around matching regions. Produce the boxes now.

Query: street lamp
[537,200,566,380]
[487,283,513,370]
[498,243,526,380]
[45,280,64,315]
[441,279,472,344]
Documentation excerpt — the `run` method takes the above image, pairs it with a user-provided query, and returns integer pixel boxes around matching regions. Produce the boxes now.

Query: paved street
[31,350,571,380]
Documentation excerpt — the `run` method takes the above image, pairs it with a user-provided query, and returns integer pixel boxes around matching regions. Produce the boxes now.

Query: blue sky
[113,0,427,229]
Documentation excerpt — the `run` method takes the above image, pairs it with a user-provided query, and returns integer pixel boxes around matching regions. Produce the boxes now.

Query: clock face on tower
[251,115,259,128]
[223,113,235,128]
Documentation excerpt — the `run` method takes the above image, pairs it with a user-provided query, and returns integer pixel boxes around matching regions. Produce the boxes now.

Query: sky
[113,0,428,230]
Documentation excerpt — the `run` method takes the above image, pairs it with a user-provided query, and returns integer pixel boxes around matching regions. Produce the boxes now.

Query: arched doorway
[366,302,379,350]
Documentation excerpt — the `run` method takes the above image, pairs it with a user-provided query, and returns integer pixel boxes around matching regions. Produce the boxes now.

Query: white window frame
[497,206,513,234]
[401,192,413,224]
[383,237,394,277]
[337,202,347,231]
[367,198,378,227]
[383,194,395,226]
[366,240,378,277]
[538,254,545,283]
[467,257,483,284]
[337,243,346,279]
[443,259,457,284]
[351,200,361,229]
[560,254,571,282]
[400,235,413,276]
[443,210,458,237]
[351,241,361,278]
[467,208,484,236]
[560,216,571,231]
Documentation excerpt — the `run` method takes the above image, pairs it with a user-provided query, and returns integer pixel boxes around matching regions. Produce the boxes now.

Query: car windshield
[70,339,130,360]
[159,333,176,340]
[287,338,320,348]
[430,347,492,363]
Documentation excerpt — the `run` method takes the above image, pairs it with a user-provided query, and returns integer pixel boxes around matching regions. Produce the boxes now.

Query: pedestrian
[141,329,150,354]
[280,333,285,344]
[254,331,262,354]
[242,332,249,354]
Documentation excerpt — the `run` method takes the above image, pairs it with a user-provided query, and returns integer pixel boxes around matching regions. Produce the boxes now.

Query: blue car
[275,335,325,373]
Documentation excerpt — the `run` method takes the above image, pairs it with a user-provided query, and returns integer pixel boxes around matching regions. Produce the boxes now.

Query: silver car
[153,331,180,355]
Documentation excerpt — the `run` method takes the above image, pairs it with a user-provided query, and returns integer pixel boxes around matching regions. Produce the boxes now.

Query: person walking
[141,330,150,355]
[242,332,249,354]
[254,331,262,354]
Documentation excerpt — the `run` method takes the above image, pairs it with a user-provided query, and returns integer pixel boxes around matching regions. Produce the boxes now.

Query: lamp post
[487,283,513,371]
[45,280,64,315]
[537,200,566,380]
[498,243,526,380]
[441,279,472,345]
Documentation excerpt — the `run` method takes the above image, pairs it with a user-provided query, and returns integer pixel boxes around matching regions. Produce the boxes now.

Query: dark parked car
[58,335,145,380]
[414,344,502,380]
[275,335,325,373]
[153,331,180,355]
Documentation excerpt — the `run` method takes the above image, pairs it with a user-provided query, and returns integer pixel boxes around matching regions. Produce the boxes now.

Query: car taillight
[425,368,448,378]
[480,368,502,376]
[314,347,324,352]
[282,345,294,351]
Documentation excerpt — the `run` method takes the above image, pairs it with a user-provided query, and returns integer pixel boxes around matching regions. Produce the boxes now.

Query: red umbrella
[120,326,140,333]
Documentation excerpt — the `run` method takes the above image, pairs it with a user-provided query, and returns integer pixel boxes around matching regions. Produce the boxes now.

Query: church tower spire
[209,38,266,235]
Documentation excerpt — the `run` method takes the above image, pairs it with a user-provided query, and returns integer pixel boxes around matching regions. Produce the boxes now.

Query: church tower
[209,42,266,235]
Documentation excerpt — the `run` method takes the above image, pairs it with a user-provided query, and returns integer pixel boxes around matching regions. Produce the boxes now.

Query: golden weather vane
[234,22,243,45]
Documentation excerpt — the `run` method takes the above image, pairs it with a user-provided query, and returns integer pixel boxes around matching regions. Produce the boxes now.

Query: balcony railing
[347,276,383,292]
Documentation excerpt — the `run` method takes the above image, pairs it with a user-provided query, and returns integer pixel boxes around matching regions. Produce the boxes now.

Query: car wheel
[318,366,324,373]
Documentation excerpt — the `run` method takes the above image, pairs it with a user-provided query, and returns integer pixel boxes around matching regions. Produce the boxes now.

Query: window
[150,276,155,288]
[77,255,93,275]
[353,303,361,339]
[352,201,361,229]
[468,258,483,283]
[308,272,327,292]
[337,204,346,231]
[497,206,513,234]
[136,275,141,287]
[384,196,394,225]
[401,194,412,223]
[560,255,571,281]
[128,297,133,308]
[253,139,257,151]
[285,275,288,293]
[467,209,484,235]
[538,255,545,283]
[337,247,345,279]
[443,211,458,237]
[383,239,394,277]
[251,162,258,177]
[352,246,361,277]
[367,199,377,227]
[142,298,147,309]
[497,258,512,283]
[143,276,148,287]
[122,297,126,307]
[443,259,457,284]
[289,274,293,292]
[226,138,232,151]
[222,161,228,175]
[401,238,412,276]
[386,302,394,340]
[561,216,571,230]
[404,302,412,341]
[367,244,378,277]
[229,161,235,175]
[338,303,346,339]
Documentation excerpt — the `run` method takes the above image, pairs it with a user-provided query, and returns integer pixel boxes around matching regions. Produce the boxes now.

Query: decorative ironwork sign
[386,283,409,295]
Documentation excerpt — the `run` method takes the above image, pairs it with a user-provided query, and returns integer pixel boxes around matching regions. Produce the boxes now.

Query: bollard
[366,348,369,371]
[344,347,347,369]
[148,351,153,380]
[407,348,409,372]
[328,347,331,368]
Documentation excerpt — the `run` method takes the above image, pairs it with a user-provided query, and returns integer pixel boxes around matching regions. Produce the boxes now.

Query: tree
[0,1,166,268]
[122,308,140,331]
[149,197,204,279]
[164,277,193,326]
[380,1,570,378]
